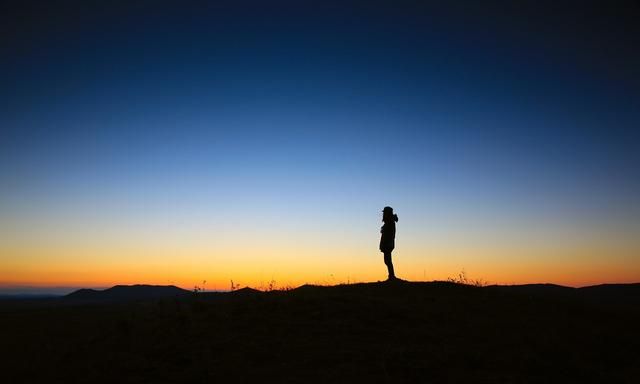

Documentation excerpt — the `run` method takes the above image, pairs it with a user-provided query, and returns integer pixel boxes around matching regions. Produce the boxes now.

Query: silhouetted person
[380,206,398,280]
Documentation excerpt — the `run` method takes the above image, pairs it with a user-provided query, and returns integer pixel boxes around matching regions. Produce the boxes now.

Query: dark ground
[1,281,639,383]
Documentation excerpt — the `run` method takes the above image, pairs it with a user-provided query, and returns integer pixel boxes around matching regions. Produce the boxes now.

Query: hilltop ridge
[66,284,189,301]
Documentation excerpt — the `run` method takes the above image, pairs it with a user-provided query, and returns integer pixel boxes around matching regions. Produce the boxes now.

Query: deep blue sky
[1,1,639,288]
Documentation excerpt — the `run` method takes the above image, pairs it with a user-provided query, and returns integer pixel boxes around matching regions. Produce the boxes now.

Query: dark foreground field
[2,281,639,383]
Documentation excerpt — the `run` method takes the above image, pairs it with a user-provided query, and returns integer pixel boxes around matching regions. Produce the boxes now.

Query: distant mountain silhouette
[60,281,640,307]
[577,283,640,306]
[230,287,260,295]
[485,283,575,296]
[485,282,640,308]
[65,284,190,301]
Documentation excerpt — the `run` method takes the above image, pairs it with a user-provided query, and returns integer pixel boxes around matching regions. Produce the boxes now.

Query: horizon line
[2,279,640,296]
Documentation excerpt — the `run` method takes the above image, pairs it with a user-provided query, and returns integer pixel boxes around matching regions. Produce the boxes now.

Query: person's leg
[384,251,395,280]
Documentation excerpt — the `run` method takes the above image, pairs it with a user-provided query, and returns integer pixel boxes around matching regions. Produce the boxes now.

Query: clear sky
[1,1,639,292]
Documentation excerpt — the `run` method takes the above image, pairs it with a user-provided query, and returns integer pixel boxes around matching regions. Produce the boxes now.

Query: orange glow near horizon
[2,230,639,290]
[2,201,639,291]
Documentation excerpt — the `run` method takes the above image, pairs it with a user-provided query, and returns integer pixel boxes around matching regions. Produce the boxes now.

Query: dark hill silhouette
[484,283,576,298]
[229,286,260,295]
[577,282,640,306]
[3,280,640,383]
[485,282,640,306]
[65,284,189,301]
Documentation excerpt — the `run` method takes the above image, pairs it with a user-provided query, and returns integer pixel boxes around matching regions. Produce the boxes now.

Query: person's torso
[381,221,396,241]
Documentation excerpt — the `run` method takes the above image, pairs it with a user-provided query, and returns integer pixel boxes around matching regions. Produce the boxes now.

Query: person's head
[382,206,398,223]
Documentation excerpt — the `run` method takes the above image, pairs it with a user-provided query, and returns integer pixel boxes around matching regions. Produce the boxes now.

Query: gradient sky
[1,1,639,292]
